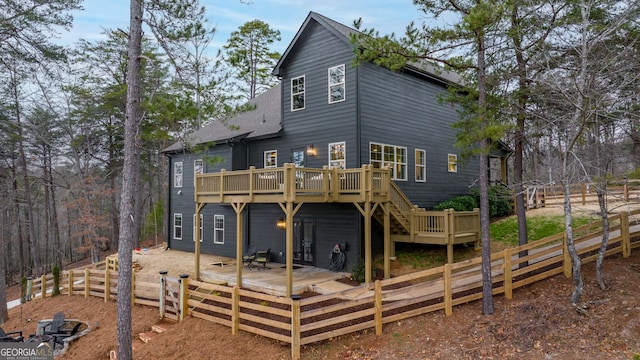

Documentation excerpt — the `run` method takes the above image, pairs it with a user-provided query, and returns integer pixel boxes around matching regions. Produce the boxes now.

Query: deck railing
[23,210,640,360]
[195,164,391,203]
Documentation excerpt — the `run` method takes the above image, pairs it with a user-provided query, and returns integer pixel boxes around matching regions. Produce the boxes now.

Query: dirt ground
[2,204,639,359]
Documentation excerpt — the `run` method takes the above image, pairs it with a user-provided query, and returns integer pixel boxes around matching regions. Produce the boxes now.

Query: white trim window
[194,159,203,186]
[193,214,203,242]
[291,75,305,111]
[173,213,183,240]
[415,149,426,182]
[328,64,345,103]
[370,142,407,180]
[264,150,277,168]
[448,154,458,173]
[214,215,224,244]
[174,161,183,188]
[328,142,346,169]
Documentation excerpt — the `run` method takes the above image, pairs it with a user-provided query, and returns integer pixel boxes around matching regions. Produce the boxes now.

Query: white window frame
[193,214,203,242]
[328,64,345,104]
[264,150,277,168]
[291,75,305,111]
[194,159,203,185]
[173,213,183,240]
[415,149,426,182]
[448,154,458,173]
[174,161,183,188]
[328,141,346,169]
[213,215,224,244]
[369,142,407,181]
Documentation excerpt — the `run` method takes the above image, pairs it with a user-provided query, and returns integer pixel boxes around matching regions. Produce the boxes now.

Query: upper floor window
[214,215,225,244]
[448,154,458,173]
[194,159,203,185]
[173,213,183,240]
[174,161,183,188]
[328,64,345,103]
[264,150,277,168]
[415,149,426,182]
[328,142,346,169]
[370,142,407,180]
[291,76,305,111]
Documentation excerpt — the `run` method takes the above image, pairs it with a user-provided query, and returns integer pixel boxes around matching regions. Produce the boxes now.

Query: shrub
[53,265,60,296]
[471,185,513,218]
[350,258,374,283]
[433,195,477,211]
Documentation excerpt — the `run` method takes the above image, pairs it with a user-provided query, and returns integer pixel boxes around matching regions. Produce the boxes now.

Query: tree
[224,20,281,99]
[353,0,507,315]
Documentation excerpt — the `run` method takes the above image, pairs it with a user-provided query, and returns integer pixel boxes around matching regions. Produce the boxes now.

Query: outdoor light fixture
[276,218,286,229]
[307,145,317,156]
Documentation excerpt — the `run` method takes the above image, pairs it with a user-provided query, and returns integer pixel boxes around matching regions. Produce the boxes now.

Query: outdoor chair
[0,327,23,342]
[49,322,82,345]
[255,248,271,270]
[43,311,66,336]
[242,246,257,268]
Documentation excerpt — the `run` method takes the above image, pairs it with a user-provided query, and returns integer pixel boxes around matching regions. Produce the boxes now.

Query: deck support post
[279,201,303,298]
[355,201,373,284]
[194,203,205,281]
[382,203,391,279]
[232,202,247,288]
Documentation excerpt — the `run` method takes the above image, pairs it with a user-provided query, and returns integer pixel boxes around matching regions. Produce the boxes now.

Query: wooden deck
[193,164,480,296]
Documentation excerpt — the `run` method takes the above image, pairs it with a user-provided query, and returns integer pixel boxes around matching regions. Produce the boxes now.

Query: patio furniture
[255,248,271,270]
[242,246,257,268]
[49,322,82,345]
[42,312,66,336]
[0,327,23,342]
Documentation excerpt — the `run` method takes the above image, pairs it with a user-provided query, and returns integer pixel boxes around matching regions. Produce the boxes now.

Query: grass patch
[490,214,598,246]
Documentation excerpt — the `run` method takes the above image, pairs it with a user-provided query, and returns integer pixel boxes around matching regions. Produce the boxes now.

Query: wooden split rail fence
[24,210,640,359]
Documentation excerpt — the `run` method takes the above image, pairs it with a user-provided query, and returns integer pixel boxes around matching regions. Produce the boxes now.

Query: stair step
[152,324,170,333]
[139,331,158,343]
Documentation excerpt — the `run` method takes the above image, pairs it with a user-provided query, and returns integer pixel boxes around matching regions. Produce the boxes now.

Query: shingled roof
[163,83,281,153]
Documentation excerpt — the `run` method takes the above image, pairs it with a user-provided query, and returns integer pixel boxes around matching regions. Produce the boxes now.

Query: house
[162,12,508,295]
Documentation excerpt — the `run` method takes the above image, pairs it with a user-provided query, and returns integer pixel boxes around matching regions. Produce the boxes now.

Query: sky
[57,0,431,54]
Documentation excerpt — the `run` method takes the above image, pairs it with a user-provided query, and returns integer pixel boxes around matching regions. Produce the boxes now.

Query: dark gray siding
[249,21,359,169]
[247,203,360,272]
[358,63,479,209]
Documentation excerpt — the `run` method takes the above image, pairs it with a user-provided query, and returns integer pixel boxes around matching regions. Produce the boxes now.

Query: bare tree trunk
[595,187,609,290]
[117,1,143,359]
[563,181,583,304]
[0,209,8,323]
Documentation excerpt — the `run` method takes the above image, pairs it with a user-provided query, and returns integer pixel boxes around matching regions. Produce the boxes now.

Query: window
[328,64,345,103]
[174,161,183,188]
[448,154,458,173]
[173,213,183,240]
[328,142,346,169]
[370,142,407,180]
[193,214,203,242]
[194,159,203,185]
[415,149,426,182]
[264,150,277,168]
[214,215,224,244]
[292,149,305,168]
[291,76,305,111]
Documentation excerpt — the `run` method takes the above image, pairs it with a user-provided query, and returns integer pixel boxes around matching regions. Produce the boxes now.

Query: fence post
[231,286,240,335]
[68,270,74,296]
[444,263,452,316]
[104,268,110,302]
[374,280,382,335]
[179,274,189,321]
[159,270,168,319]
[621,211,630,258]
[504,248,513,299]
[581,183,586,205]
[562,232,571,277]
[40,274,46,299]
[26,277,32,302]
[84,268,90,298]
[291,294,302,360]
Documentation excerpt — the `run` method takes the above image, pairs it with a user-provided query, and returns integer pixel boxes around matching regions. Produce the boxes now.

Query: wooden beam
[382,202,391,279]
[194,203,205,281]
[231,202,247,289]
[279,202,303,298]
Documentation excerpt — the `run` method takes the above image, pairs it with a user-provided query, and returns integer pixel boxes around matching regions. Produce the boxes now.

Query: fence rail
[526,182,640,208]
[25,209,640,360]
